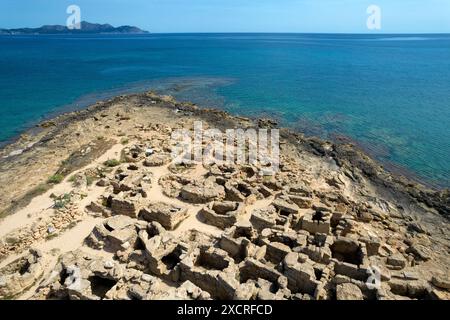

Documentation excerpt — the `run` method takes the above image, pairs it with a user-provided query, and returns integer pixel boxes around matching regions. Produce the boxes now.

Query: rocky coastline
[0,91,448,300]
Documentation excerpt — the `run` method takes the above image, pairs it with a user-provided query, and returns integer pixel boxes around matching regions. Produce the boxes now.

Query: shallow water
[0,33,449,187]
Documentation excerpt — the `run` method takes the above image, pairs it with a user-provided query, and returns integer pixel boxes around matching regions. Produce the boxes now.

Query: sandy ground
[0,144,123,266]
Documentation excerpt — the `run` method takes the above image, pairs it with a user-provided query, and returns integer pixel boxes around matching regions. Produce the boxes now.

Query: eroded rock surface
[0,92,448,300]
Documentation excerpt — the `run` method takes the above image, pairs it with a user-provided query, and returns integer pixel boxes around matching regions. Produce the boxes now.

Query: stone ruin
[159,174,226,204]
[42,200,444,301]
[199,201,244,229]
[0,249,45,299]
[3,135,448,301]
[31,249,211,300]
[139,202,189,230]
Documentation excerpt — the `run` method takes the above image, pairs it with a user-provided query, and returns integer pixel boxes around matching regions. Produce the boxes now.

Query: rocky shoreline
[1,91,448,221]
[0,91,448,300]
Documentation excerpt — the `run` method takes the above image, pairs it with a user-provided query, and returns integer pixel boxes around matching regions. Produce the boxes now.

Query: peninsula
[0,92,448,300]
[0,21,149,35]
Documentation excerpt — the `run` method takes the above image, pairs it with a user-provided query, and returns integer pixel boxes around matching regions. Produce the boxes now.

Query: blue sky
[1,0,449,33]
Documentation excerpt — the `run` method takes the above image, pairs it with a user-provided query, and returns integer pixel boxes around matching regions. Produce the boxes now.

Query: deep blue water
[0,34,449,187]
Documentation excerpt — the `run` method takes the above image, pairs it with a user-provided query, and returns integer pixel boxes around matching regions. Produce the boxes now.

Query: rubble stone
[250,206,284,231]
[144,153,171,167]
[111,197,138,218]
[139,202,189,230]
[0,249,45,299]
[180,181,225,204]
[199,201,244,229]
[336,283,364,300]
[301,210,331,234]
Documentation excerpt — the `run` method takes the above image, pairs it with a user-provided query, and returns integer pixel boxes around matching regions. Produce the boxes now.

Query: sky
[0,0,449,33]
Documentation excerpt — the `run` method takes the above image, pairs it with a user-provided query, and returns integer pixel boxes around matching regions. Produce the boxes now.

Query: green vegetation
[120,137,129,145]
[53,193,71,209]
[47,174,65,184]
[86,175,95,186]
[68,172,96,186]
[104,159,121,167]
[46,233,59,240]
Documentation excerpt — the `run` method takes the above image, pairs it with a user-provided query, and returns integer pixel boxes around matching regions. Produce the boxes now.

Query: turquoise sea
[0,34,449,187]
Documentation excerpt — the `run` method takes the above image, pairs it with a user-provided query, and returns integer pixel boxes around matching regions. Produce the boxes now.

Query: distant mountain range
[0,21,149,35]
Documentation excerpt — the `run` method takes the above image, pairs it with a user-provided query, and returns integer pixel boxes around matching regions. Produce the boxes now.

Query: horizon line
[147,31,450,35]
[0,28,450,36]
[2,31,450,35]
[1,22,450,35]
